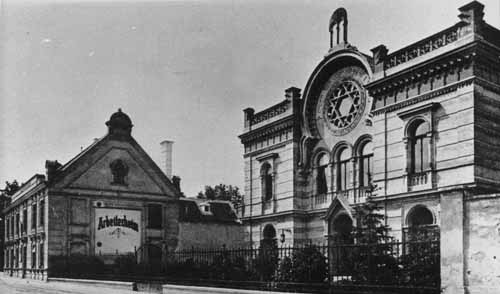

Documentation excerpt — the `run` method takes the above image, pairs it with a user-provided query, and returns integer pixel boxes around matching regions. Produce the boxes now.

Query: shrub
[291,245,327,283]
[114,254,137,275]
[49,254,105,277]
[252,239,278,281]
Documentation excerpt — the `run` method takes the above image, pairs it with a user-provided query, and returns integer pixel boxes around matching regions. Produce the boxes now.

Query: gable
[52,137,178,197]
[324,193,353,221]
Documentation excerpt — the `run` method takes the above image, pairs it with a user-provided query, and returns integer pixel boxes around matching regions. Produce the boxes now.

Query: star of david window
[325,81,362,129]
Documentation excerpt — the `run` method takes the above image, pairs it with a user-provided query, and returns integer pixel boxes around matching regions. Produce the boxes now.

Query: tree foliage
[1,180,20,209]
[349,177,400,283]
[197,184,243,207]
[277,245,327,283]
[1,180,20,196]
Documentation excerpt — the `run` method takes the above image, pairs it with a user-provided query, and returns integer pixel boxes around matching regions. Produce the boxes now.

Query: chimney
[172,175,181,192]
[160,140,174,179]
[45,160,62,183]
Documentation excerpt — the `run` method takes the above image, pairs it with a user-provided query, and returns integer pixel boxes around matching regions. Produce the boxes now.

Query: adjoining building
[177,198,244,249]
[2,109,181,280]
[239,2,500,293]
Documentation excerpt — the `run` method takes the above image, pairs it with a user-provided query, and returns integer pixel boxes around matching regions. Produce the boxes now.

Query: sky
[1,0,499,197]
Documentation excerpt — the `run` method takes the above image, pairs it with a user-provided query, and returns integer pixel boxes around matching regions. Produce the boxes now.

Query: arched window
[409,120,430,174]
[263,224,277,240]
[316,153,330,195]
[405,205,438,241]
[261,224,277,248]
[359,141,373,187]
[261,163,273,201]
[337,148,351,191]
[407,206,434,227]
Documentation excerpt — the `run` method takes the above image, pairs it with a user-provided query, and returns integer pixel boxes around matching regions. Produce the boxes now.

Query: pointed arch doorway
[329,213,354,244]
[324,196,354,245]
[324,196,355,277]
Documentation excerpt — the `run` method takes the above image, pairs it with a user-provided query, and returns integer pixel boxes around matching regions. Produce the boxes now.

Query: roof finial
[106,109,133,137]
[329,8,348,49]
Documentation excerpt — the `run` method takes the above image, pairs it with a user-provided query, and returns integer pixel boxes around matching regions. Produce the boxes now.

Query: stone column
[440,190,465,294]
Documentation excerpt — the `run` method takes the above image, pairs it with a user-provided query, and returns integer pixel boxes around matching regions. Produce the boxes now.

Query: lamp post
[280,229,291,245]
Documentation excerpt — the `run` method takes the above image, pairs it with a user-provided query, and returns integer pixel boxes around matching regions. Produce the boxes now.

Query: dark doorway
[330,214,353,244]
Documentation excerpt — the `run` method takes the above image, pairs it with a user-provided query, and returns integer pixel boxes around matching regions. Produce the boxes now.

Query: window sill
[406,170,433,191]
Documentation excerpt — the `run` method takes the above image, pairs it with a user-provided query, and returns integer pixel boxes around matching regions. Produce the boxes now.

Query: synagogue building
[239,2,500,293]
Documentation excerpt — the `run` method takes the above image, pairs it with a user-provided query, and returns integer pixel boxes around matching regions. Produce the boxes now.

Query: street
[0,275,143,294]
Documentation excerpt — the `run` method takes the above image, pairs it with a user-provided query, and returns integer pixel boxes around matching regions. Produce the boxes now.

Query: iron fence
[48,240,440,293]
[165,240,440,293]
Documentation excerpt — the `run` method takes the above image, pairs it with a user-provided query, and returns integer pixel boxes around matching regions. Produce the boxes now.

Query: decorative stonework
[385,23,470,70]
[314,66,369,138]
[368,49,477,113]
[109,159,129,185]
[372,77,474,116]
[239,117,294,144]
[324,80,365,135]
[251,100,289,125]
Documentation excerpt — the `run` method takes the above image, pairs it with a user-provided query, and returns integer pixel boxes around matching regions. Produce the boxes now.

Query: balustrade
[385,23,468,70]
[409,172,428,187]
[310,188,371,210]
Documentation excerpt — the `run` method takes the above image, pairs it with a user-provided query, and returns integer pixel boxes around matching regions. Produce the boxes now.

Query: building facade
[177,199,244,249]
[240,2,500,293]
[2,109,181,280]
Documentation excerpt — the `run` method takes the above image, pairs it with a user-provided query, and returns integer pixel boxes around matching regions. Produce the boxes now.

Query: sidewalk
[0,274,142,294]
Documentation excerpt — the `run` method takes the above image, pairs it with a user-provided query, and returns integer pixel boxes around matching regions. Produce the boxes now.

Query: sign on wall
[94,208,141,254]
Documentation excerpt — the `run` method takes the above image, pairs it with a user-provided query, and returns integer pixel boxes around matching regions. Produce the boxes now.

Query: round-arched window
[316,153,330,195]
[407,206,434,227]
[337,148,351,191]
[260,163,273,201]
[409,120,430,174]
[359,141,373,187]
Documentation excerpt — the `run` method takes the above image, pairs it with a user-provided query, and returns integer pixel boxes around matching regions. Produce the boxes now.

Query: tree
[0,180,20,209]
[349,175,400,283]
[1,180,20,196]
[197,184,243,208]
[352,173,389,244]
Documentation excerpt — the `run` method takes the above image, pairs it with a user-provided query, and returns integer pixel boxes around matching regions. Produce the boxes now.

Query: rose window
[325,81,363,129]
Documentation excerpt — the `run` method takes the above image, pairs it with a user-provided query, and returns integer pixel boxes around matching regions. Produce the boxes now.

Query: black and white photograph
[1,0,500,293]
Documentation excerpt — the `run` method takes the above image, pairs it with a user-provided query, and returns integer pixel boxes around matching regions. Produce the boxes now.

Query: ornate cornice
[250,100,290,125]
[239,115,295,144]
[243,140,292,158]
[384,22,470,70]
[368,46,477,96]
[372,76,475,116]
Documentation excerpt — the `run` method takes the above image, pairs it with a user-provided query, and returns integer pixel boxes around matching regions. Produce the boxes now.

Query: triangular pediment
[324,193,353,221]
[51,136,179,197]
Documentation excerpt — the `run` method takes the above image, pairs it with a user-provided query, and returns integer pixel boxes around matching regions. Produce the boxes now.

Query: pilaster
[440,190,465,294]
